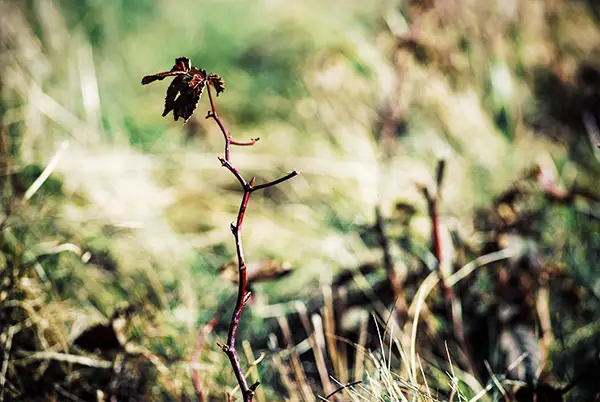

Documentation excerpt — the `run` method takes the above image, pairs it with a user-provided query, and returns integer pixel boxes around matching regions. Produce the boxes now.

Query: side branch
[231,138,260,146]
[251,171,299,192]
[206,85,259,162]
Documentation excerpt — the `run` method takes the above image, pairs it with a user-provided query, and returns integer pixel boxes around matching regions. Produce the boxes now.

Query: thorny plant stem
[203,83,297,402]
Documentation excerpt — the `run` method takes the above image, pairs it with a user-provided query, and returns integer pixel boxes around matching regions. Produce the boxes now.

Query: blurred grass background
[1,0,600,400]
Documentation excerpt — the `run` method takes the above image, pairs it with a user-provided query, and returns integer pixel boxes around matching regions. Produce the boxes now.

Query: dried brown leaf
[141,70,185,85]
[208,73,226,95]
[173,57,191,72]
[141,57,226,122]
[163,75,184,117]
[173,85,204,122]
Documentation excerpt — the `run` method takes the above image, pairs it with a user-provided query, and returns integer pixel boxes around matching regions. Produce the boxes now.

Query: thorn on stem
[230,223,237,234]
[249,177,256,188]
[249,381,260,391]
[243,292,252,306]
[218,157,226,166]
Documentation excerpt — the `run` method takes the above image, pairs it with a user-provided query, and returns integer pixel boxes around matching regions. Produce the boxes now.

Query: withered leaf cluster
[141,57,225,122]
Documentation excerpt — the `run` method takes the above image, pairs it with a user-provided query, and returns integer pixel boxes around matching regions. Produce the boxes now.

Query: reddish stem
[206,85,259,162]
[218,157,247,188]
[430,197,443,272]
[423,161,475,375]
[191,316,219,402]
[225,186,253,399]
[206,82,297,402]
